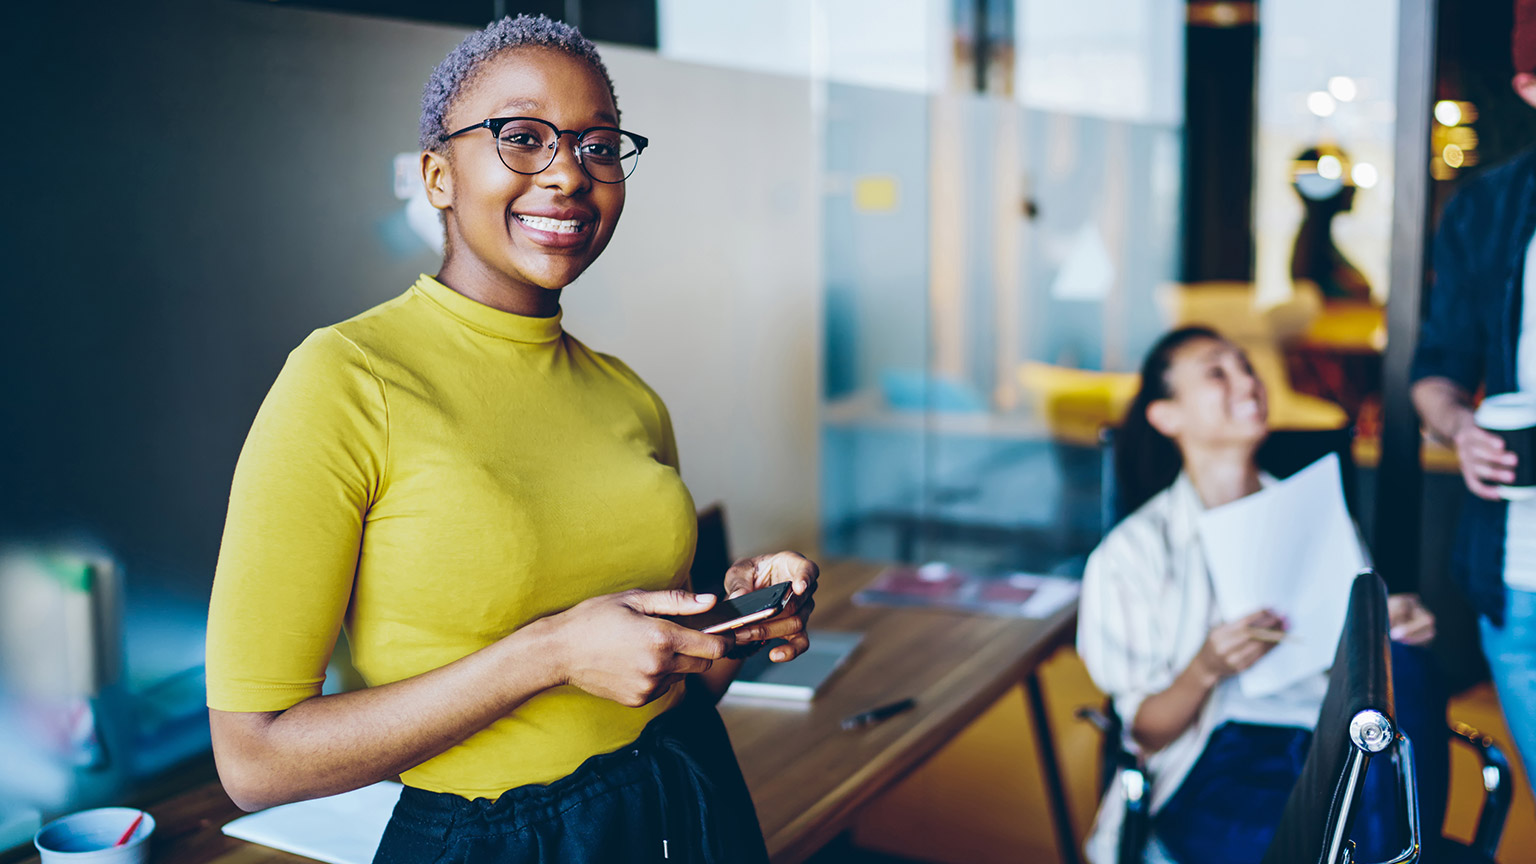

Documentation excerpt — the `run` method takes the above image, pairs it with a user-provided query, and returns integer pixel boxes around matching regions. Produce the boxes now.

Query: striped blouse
[1076,472,1327,863]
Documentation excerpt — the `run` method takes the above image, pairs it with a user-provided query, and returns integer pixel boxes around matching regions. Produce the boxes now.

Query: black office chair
[1262,569,1412,864]
[1080,429,1512,864]
[1263,570,1513,864]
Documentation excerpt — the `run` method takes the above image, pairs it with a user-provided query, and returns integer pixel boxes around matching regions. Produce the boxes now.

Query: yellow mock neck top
[207,275,697,798]
[410,272,565,343]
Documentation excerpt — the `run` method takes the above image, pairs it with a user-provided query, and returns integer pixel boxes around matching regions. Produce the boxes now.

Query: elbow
[227,787,273,814]
[210,710,295,812]
[1129,729,1170,757]
[1127,716,1176,756]
[214,760,273,812]
[212,744,286,812]
[1128,732,1163,756]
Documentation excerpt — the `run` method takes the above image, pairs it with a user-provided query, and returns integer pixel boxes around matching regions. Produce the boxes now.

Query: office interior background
[3,0,1535,860]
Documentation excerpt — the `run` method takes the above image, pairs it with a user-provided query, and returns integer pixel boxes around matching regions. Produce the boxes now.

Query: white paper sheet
[1195,454,1364,698]
[222,780,400,864]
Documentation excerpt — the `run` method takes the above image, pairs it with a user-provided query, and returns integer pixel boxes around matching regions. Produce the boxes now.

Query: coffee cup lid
[1476,392,1536,430]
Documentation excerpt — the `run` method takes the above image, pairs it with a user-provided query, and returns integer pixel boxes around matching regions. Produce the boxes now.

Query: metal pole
[1374,0,1439,593]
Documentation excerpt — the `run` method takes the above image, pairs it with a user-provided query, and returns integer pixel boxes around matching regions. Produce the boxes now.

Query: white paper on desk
[1196,454,1363,698]
[222,780,400,864]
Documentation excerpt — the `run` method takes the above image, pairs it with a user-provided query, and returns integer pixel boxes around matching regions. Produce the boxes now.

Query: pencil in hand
[1245,627,1296,644]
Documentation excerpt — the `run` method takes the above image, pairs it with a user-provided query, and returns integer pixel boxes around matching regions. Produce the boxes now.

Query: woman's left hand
[1387,593,1436,646]
[721,551,819,663]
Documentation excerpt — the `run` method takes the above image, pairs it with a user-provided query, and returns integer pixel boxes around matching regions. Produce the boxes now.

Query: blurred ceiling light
[1307,91,1337,117]
[1352,162,1379,188]
[1443,144,1465,168]
[1447,126,1479,150]
[1317,154,1343,180]
[1434,100,1462,126]
[1328,76,1358,102]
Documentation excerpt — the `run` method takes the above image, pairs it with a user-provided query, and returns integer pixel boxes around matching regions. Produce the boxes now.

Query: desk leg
[1024,670,1081,864]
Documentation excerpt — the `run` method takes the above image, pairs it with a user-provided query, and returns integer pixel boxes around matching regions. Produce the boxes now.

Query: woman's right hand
[1192,609,1287,683]
[547,589,734,707]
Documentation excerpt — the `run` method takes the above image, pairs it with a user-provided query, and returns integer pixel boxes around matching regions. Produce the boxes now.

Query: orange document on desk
[853,562,1079,618]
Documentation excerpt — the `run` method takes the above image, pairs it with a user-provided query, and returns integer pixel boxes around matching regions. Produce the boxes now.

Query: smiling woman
[421,43,629,315]
[203,15,815,864]
[1078,326,1447,864]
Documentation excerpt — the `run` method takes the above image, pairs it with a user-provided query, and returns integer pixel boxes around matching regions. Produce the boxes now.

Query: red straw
[113,813,144,847]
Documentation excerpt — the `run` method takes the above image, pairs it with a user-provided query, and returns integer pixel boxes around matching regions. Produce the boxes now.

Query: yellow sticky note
[853,176,899,212]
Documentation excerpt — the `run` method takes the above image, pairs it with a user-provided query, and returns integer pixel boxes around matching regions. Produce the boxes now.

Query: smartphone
[667,582,795,634]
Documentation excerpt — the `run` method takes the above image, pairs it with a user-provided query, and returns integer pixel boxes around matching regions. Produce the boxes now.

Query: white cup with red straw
[33,807,153,863]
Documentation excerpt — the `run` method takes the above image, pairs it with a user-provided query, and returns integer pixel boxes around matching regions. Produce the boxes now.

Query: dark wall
[1436,0,1536,170]
[248,0,659,47]
[1181,14,1257,282]
[2,0,459,590]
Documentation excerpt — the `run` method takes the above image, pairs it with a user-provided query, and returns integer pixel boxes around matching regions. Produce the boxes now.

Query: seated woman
[1078,326,1447,864]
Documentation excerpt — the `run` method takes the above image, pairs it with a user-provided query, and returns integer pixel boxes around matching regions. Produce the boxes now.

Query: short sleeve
[1076,525,1174,733]
[206,329,388,712]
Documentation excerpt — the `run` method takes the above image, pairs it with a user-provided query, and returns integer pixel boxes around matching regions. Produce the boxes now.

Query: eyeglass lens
[496,120,641,183]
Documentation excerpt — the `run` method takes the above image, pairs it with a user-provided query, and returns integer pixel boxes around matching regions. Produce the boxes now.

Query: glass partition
[820,0,1186,574]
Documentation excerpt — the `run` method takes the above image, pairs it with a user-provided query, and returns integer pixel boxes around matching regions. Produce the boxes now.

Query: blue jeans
[372,685,768,864]
[1480,586,1536,799]
[1154,643,1448,864]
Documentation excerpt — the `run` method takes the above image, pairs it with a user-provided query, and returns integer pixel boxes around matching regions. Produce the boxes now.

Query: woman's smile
[1231,397,1264,421]
[512,206,597,249]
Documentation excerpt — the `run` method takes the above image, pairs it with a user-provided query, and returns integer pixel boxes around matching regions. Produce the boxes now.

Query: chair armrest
[1075,705,1152,864]
[1450,722,1512,858]
[1075,705,1118,735]
[1075,706,1142,783]
[1117,762,1152,864]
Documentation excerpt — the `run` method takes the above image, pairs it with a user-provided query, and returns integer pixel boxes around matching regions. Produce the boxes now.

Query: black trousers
[373,685,769,864]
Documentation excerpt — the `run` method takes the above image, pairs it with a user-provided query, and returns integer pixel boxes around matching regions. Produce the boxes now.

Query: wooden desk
[17,560,1078,864]
[723,559,1079,863]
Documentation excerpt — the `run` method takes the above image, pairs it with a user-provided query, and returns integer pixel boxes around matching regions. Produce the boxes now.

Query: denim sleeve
[1411,193,1485,392]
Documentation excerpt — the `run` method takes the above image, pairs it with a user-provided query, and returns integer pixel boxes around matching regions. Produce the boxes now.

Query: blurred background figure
[1289,145,1372,304]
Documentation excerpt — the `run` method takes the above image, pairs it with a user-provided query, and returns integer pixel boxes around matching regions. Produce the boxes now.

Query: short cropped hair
[419,14,618,152]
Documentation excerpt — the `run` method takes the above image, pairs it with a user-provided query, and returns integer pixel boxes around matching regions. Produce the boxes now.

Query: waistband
[396,685,720,832]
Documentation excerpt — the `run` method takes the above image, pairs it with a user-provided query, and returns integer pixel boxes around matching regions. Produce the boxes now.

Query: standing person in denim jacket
[1410,0,1536,796]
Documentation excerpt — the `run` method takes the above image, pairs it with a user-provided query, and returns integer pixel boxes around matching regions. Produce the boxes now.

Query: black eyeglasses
[439,117,648,184]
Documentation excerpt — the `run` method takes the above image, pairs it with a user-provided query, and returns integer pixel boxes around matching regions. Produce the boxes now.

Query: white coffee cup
[1475,392,1536,500]
[33,808,153,864]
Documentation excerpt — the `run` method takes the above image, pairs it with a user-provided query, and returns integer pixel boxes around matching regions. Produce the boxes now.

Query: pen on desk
[841,698,916,731]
